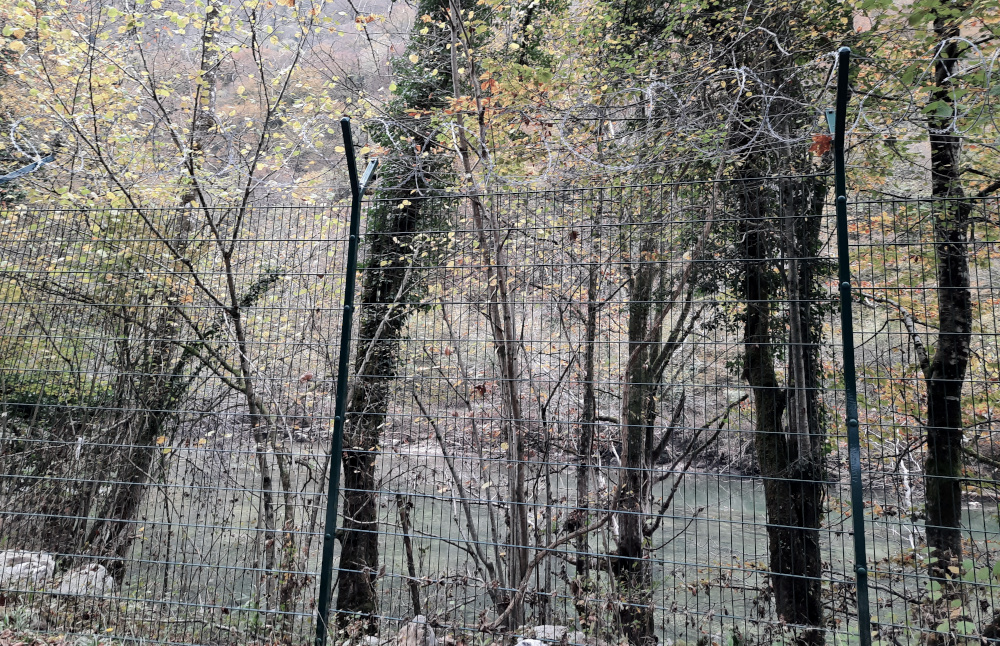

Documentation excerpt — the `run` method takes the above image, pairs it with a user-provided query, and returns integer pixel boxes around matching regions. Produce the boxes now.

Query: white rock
[54,563,115,597]
[566,633,609,646]
[397,615,437,646]
[0,550,55,589]
[515,640,545,646]
[534,626,568,642]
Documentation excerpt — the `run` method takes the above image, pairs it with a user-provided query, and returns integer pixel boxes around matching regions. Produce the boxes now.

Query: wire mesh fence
[0,172,848,646]
[851,195,1000,644]
[2,169,1000,646]
[0,203,355,644]
[338,178,861,646]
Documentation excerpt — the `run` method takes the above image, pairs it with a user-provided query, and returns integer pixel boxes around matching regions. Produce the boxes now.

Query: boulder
[565,633,610,646]
[397,615,437,646]
[514,641,545,646]
[54,563,116,597]
[534,626,568,642]
[0,550,55,589]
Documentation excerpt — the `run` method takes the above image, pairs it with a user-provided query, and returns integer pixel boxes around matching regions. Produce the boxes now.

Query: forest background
[1,0,1000,646]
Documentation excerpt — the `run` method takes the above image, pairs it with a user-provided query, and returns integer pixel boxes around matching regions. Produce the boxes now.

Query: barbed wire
[354,36,998,190]
[851,37,999,137]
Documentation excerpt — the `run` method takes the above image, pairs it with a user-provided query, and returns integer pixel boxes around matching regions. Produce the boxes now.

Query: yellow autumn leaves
[2,24,26,53]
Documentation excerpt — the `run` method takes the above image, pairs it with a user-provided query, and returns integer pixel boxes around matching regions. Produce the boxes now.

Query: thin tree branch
[858,291,932,378]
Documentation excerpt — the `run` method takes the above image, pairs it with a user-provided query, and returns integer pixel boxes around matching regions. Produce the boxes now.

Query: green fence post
[833,46,872,646]
[315,117,378,646]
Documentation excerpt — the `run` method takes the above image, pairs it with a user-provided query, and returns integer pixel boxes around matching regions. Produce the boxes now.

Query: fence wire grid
[0,180,998,646]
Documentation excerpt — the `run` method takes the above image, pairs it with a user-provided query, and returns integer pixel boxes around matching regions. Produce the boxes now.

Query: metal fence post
[315,117,378,646]
[832,46,872,646]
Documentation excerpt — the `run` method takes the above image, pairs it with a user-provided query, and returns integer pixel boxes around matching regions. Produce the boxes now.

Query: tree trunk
[780,176,827,646]
[738,178,824,646]
[577,256,599,578]
[337,196,422,629]
[923,25,972,573]
[84,215,193,579]
[332,0,456,625]
[614,237,658,646]
[464,190,529,627]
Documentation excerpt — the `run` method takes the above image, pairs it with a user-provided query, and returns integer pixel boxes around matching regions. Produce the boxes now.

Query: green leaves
[854,0,892,10]
[924,100,953,118]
